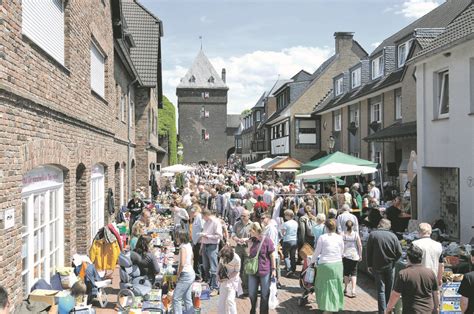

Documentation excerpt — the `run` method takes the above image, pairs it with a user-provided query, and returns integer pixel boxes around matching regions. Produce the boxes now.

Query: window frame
[335,77,344,96]
[22,0,65,65]
[349,106,359,127]
[90,41,106,98]
[334,110,342,131]
[372,55,383,79]
[395,89,402,120]
[351,67,361,89]
[437,70,450,119]
[295,119,317,145]
[256,111,261,122]
[90,164,105,242]
[371,102,381,123]
[398,39,413,68]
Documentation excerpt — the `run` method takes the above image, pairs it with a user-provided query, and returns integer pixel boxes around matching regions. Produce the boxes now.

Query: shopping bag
[304,266,316,284]
[269,278,279,310]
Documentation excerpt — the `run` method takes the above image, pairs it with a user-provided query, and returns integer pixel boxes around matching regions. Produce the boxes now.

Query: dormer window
[372,56,383,79]
[208,76,215,83]
[398,39,413,67]
[189,75,196,83]
[351,68,361,89]
[335,77,343,96]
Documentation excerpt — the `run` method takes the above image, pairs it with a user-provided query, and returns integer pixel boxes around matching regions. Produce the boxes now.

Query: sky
[139,0,443,114]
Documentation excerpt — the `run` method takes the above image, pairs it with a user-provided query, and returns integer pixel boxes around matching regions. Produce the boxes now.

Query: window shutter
[90,42,105,97]
[22,0,65,64]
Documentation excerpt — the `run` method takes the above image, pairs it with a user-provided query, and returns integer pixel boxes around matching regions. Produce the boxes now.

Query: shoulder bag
[244,235,266,275]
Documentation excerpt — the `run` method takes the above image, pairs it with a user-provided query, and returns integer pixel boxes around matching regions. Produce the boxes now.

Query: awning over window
[364,121,416,142]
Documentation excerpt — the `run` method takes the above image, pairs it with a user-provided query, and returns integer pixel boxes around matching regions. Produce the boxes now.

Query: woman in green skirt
[311,218,345,312]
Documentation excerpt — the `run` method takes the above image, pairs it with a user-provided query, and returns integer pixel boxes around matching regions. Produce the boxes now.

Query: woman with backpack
[298,205,317,249]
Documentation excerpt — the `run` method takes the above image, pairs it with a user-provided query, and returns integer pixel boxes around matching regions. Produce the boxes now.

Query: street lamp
[327,135,336,154]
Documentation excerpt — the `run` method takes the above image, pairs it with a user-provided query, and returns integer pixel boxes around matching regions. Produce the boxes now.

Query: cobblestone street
[97,264,378,313]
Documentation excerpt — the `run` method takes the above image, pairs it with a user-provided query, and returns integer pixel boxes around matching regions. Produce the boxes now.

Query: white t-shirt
[412,237,443,277]
[312,233,344,265]
[179,243,194,273]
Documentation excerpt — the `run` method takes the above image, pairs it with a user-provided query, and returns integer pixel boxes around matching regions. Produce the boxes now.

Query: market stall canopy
[301,151,377,172]
[296,163,377,181]
[261,156,286,170]
[268,157,302,172]
[160,164,195,173]
[161,172,174,177]
[246,158,273,171]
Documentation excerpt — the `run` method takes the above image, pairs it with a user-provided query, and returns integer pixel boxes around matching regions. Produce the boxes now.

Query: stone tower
[176,50,229,164]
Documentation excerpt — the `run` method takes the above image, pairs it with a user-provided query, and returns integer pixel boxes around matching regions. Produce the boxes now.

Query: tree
[159,96,178,165]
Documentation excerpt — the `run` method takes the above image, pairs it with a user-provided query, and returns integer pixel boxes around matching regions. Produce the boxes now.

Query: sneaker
[210,289,219,297]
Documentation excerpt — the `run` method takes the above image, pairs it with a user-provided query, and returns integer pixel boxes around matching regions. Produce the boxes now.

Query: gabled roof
[314,69,404,114]
[122,0,162,87]
[413,28,447,49]
[371,0,471,56]
[268,79,292,97]
[291,70,313,81]
[311,54,338,80]
[252,92,267,109]
[177,50,228,89]
[412,3,474,61]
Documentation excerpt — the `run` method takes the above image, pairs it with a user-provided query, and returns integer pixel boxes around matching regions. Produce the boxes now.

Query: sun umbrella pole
[334,176,338,209]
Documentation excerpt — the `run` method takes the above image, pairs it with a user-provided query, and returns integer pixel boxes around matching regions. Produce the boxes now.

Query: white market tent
[246,158,273,172]
[296,163,377,199]
[161,164,195,173]
[296,162,377,180]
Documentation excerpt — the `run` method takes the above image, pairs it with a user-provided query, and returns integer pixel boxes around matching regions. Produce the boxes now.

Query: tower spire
[199,35,203,50]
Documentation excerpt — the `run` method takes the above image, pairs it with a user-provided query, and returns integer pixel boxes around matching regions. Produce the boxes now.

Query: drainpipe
[127,78,138,200]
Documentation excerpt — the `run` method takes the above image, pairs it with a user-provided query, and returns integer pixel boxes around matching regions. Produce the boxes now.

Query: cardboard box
[28,289,60,306]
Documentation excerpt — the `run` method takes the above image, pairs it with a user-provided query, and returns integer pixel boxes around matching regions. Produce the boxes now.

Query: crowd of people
[119,163,473,314]
[2,162,473,314]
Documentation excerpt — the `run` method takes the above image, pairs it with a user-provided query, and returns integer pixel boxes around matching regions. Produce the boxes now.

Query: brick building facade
[0,0,162,305]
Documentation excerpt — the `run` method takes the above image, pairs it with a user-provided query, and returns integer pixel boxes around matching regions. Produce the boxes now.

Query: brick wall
[0,0,142,304]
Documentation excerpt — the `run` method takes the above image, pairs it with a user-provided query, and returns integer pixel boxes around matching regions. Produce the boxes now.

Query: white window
[120,166,125,207]
[90,164,105,241]
[296,119,317,144]
[334,111,341,131]
[202,92,209,99]
[351,152,360,158]
[371,102,381,123]
[22,0,65,65]
[256,111,261,122]
[21,166,64,294]
[120,94,126,122]
[335,77,344,96]
[398,40,412,67]
[90,42,106,98]
[372,56,383,79]
[395,90,402,120]
[350,107,359,127]
[351,68,361,89]
[438,70,449,118]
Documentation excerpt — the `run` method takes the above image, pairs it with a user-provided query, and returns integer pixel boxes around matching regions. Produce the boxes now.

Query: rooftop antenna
[199,36,203,50]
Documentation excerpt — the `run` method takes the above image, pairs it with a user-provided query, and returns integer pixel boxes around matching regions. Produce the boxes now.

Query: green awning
[301,151,377,172]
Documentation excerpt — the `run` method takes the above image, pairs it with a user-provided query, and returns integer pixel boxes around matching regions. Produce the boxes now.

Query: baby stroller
[117,251,155,311]
[298,256,315,306]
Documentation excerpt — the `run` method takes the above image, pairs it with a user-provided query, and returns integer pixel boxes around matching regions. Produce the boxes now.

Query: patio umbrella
[161,164,195,173]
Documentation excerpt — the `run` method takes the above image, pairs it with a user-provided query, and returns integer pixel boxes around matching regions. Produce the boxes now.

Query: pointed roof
[177,50,228,89]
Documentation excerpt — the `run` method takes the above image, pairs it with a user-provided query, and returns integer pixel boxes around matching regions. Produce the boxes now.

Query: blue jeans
[202,243,219,290]
[248,273,271,314]
[373,267,395,314]
[282,240,297,272]
[172,271,195,314]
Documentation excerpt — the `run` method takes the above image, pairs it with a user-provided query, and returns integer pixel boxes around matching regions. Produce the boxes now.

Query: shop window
[21,166,64,294]
[90,164,105,240]
[296,119,316,144]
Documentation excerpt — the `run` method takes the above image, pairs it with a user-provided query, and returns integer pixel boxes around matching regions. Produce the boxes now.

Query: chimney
[334,32,354,54]
[221,68,226,83]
